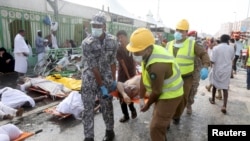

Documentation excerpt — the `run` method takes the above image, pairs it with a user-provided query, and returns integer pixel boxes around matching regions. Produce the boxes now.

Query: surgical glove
[139,98,145,109]
[200,67,208,80]
[110,81,117,91]
[100,85,109,99]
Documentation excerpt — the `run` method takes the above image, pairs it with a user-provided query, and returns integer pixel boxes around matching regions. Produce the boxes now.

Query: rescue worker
[166,19,210,124]
[126,28,184,141]
[81,12,118,141]
[244,45,250,90]
[186,30,202,114]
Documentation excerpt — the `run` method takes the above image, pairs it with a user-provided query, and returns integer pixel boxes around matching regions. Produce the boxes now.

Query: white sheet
[56,91,83,120]
[0,87,35,108]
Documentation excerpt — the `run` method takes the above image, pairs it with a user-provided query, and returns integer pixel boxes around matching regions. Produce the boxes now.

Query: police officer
[127,28,184,141]
[81,12,118,141]
[186,30,202,114]
[166,19,210,124]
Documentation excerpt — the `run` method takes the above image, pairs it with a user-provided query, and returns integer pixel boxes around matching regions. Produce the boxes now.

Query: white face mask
[91,28,103,37]
[133,54,143,63]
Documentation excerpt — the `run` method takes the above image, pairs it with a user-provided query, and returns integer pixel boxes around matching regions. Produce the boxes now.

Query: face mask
[133,54,143,63]
[91,28,103,37]
[189,36,195,40]
[174,31,183,41]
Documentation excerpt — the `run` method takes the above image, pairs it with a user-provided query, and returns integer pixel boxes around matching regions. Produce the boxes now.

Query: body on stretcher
[28,86,67,99]
[13,129,42,141]
[110,91,148,103]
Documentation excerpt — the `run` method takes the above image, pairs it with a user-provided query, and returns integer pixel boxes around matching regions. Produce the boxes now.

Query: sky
[65,0,250,35]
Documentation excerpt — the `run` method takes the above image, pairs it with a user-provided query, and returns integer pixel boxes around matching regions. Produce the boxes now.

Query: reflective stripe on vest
[166,39,195,75]
[142,45,183,99]
[247,48,250,66]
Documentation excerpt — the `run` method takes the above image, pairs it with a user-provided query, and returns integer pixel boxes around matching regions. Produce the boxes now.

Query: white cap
[37,30,41,33]
[44,39,48,42]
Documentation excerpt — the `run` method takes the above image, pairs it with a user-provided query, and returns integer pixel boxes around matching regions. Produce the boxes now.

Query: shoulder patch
[107,34,116,40]
[83,36,94,44]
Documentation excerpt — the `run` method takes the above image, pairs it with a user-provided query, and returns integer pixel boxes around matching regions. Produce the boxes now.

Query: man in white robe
[13,29,30,83]
[0,87,35,108]
[209,34,235,114]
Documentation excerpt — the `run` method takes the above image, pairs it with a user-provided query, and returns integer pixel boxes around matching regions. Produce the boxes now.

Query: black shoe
[173,118,180,125]
[131,110,137,119]
[103,130,115,141]
[119,116,129,123]
[84,138,94,141]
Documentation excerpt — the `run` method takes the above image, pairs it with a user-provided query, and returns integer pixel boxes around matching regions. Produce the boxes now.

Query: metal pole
[247,0,250,18]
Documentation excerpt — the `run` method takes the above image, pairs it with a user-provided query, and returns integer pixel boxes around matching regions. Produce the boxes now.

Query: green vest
[247,47,250,66]
[141,45,183,99]
[166,38,195,75]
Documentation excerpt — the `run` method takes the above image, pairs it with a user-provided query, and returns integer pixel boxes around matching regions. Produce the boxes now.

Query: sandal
[209,98,215,104]
[221,107,227,114]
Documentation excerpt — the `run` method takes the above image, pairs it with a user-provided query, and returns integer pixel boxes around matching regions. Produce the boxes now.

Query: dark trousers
[247,67,250,89]
[233,55,239,71]
[120,100,136,117]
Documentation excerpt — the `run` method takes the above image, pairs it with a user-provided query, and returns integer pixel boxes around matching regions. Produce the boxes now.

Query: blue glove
[100,85,109,99]
[200,68,208,80]
[110,81,117,91]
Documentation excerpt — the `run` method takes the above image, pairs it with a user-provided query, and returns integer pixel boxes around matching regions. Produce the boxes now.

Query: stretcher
[110,91,148,103]
[43,106,71,119]
[13,129,43,141]
[28,86,67,99]
[44,103,100,119]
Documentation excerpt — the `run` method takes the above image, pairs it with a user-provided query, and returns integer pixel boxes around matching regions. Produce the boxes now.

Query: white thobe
[0,87,35,108]
[211,43,235,89]
[13,34,29,73]
[56,91,84,120]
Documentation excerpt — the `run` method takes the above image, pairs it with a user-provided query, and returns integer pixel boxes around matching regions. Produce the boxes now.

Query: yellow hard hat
[176,19,189,30]
[126,28,155,52]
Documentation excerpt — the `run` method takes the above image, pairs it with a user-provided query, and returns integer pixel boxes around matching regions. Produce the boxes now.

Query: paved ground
[0,69,249,141]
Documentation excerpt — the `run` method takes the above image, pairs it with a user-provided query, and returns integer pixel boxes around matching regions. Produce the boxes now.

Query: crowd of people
[0,10,250,141]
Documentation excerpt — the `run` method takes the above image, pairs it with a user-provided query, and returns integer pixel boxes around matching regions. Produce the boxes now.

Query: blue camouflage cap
[90,11,106,25]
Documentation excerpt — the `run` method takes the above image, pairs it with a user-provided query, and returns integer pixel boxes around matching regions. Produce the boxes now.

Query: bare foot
[3,114,14,120]
[209,98,215,104]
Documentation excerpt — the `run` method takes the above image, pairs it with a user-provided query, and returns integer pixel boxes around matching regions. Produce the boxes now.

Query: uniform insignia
[150,73,157,80]
[84,36,94,44]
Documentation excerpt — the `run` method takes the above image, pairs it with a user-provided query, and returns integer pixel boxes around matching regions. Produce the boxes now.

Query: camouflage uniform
[81,33,118,138]
[187,42,203,112]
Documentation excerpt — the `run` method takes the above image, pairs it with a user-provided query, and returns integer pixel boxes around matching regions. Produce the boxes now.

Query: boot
[186,105,192,114]
[205,84,212,92]
[103,130,115,141]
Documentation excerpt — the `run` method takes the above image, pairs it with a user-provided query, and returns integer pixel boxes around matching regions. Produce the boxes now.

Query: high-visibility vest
[247,48,250,66]
[141,45,183,99]
[166,38,195,75]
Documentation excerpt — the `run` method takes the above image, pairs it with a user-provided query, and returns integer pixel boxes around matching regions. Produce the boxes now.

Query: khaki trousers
[150,96,183,141]
[173,76,193,119]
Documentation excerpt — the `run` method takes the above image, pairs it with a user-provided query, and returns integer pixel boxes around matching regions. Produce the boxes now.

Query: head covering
[126,28,155,52]
[188,30,197,36]
[44,39,48,42]
[0,47,6,52]
[90,11,106,25]
[176,19,189,30]
[37,30,41,33]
